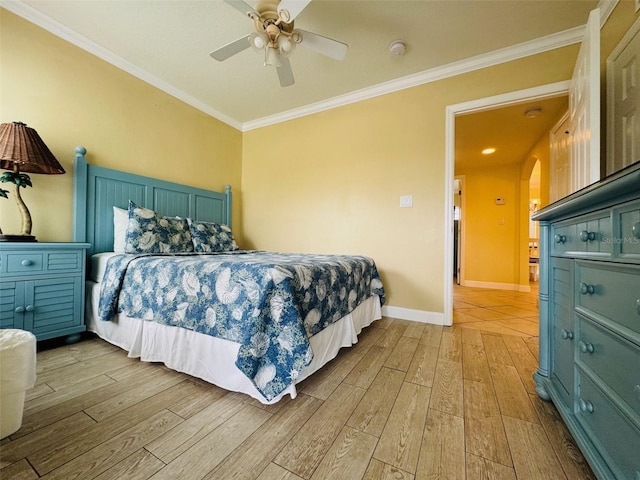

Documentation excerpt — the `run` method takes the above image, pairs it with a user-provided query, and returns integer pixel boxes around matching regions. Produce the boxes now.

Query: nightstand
[0,242,90,343]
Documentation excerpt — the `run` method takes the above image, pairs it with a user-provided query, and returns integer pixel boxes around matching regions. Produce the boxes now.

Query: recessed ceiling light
[525,107,542,118]
[482,147,496,155]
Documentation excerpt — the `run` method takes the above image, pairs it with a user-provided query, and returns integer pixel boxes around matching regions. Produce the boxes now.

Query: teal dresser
[0,242,90,343]
[533,163,640,480]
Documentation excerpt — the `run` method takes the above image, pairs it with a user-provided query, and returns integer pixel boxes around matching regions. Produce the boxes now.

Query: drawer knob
[579,230,596,242]
[579,340,595,354]
[634,384,640,402]
[633,222,640,239]
[580,283,595,295]
[561,329,574,340]
[25,305,35,313]
[554,234,567,244]
[636,299,640,316]
[579,399,594,413]
[21,259,33,266]
[14,306,25,314]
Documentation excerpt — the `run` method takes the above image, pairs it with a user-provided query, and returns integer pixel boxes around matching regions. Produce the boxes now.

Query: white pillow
[113,206,128,253]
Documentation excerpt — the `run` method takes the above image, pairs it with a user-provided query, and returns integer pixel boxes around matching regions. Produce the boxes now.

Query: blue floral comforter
[98,251,385,401]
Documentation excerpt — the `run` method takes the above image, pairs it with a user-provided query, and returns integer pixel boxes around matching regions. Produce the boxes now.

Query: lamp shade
[0,122,64,175]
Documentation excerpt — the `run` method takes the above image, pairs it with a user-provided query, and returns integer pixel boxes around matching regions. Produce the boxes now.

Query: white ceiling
[5,0,599,131]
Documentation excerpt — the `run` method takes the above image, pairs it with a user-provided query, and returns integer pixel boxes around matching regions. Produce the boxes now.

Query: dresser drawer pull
[14,306,25,314]
[554,234,567,244]
[636,299,640,316]
[633,222,640,239]
[579,230,596,242]
[579,399,594,413]
[579,341,595,354]
[635,385,640,403]
[21,259,34,266]
[561,329,574,340]
[579,283,595,295]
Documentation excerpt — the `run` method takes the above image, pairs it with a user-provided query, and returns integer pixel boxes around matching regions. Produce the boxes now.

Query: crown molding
[1,0,244,131]
[242,25,584,131]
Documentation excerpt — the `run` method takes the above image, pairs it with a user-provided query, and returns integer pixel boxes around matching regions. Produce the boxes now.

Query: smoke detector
[389,40,406,56]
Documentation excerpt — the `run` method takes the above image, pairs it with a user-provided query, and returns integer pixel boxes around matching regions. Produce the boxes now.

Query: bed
[72,146,385,404]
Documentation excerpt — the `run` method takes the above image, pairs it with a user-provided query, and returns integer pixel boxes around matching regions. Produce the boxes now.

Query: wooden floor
[0,283,597,480]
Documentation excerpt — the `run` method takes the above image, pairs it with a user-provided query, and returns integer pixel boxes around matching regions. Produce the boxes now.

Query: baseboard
[461,280,531,293]
[381,305,446,325]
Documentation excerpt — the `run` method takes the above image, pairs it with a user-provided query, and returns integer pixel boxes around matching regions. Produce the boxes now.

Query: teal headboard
[72,146,232,257]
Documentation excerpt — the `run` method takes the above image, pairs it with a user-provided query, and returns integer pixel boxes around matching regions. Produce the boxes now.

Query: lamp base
[0,235,37,242]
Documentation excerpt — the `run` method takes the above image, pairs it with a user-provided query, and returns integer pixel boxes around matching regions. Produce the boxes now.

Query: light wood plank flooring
[0,284,596,479]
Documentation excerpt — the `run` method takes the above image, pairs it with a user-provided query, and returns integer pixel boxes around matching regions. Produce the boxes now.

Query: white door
[607,17,640,176]
[569,8,601,192]
[549,111,571,203]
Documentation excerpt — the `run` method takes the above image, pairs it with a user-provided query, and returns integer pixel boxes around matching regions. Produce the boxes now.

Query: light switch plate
[400,195,413,208]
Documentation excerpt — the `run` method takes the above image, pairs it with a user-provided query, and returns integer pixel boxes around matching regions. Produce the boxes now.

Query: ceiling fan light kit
[210,0,348,87]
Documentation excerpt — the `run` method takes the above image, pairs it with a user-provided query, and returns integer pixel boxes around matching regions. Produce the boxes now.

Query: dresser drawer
[613,200,640,259]
[551,211,612,258]
[575,261,640,337]
[576,371,640,479]
[577,315,640,418]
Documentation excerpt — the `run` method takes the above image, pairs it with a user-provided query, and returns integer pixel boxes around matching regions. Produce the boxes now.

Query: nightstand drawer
[575,261,640,337]
[3,250,83,277]
[6,253,43,273]
[577,315,640,417]
[576,371,640,480]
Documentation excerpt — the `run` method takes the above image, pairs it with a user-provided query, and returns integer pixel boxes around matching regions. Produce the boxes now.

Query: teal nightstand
[0,242,90,343]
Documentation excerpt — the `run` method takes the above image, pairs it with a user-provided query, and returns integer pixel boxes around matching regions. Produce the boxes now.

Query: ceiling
[5,0,595,175]
[455,95,568,171]
[7,0,598,130]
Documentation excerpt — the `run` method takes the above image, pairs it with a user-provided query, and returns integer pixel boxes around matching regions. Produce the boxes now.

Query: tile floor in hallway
[453,282,540,338]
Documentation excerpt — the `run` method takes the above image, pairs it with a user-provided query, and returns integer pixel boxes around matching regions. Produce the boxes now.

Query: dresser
[532,163,640,480]
[0,242,90,343]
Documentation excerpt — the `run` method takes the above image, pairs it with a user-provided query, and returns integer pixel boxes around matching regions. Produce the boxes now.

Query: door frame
[443,81,570,326]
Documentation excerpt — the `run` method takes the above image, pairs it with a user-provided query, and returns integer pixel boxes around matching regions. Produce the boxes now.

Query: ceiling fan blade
[277,57,295,87]
[210,34,251,61]
[224,0,259,18]
[297,29,347,61]
[277,0,312,22]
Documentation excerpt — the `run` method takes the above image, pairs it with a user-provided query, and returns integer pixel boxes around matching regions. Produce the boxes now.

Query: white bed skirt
[86,281,382,404]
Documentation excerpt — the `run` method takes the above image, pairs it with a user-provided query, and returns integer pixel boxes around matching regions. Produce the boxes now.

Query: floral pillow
[187,218,239,253]
[124,201,193,254]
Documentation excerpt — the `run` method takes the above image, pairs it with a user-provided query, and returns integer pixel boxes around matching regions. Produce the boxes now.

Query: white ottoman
[0,329,36,439]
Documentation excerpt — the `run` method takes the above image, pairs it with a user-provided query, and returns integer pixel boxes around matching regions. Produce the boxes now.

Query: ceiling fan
[210,0,348,87]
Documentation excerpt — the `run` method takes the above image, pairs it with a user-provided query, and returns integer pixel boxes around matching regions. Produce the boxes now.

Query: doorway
[443,81,570,326]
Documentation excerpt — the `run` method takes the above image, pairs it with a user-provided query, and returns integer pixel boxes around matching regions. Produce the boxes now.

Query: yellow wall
[456,125,551,291]
[455,164,521,286]
[243,47,579,312]
[0,10,243,243]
